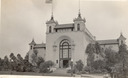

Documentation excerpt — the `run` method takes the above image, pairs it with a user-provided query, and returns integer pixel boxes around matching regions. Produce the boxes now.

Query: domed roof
[73,13,86,22]
[118,33,126,40]
[46,16,58,24]
[29,39,36,45]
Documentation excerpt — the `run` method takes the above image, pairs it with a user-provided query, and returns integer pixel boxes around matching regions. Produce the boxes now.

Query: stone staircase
[47,68,71,76]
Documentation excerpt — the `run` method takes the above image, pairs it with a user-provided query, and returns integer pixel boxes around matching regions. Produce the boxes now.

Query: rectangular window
[31,46,32,49]
[63,49,68,58]
[56,60,58,63]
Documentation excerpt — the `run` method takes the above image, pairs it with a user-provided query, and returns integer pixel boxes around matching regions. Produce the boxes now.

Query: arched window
[59,39,71,59]
[49,26,52,33]
[77,24,80,31]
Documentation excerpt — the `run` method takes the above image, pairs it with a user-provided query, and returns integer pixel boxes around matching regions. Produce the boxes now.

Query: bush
[75,60,84,72]
[24,65,33,72]
[92,69,102,73]
[37,57,44,67]
[67,60,84,74]
[32,66,40,72]
[23,61,34,72]
[84,66,92,73]
[39,61,54,73]
[84,66,108,74]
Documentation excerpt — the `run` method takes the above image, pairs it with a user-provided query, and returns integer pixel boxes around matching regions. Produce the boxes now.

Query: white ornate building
[28,13,126,68]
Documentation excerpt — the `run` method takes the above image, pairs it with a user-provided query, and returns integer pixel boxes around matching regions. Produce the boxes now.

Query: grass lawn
[0,71,70,77]
[0,71,44,76]
[0,71,106,78]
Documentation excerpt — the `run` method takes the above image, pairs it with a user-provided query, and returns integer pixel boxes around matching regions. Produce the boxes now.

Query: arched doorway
[59,39,71,68]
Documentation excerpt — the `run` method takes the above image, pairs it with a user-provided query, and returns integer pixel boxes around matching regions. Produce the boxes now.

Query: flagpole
[79,0,80,14]
[51,0,53,17]
[46,0,53,18]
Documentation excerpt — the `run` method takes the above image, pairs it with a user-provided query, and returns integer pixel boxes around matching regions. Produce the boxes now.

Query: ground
[0,69,107,78]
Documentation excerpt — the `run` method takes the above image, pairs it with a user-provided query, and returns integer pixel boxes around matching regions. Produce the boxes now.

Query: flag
[45,0,52,4]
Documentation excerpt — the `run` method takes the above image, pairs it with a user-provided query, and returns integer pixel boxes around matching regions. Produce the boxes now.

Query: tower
[46,16,58,34]
[73,12,86,31]
[118,33,126,45]
[29,38,36,50]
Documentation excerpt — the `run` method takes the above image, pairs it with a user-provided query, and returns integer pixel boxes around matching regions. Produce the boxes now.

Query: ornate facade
[28,13,126,68]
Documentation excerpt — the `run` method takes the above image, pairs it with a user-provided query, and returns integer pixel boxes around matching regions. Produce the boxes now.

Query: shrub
[39,61,54,73]
[24,65,33,72]
[84,66,92,73]
[84,66,108,74]
[37,57,44,67]
[92,69,102,74]
[67,60,84,74]
[75,60,84,72]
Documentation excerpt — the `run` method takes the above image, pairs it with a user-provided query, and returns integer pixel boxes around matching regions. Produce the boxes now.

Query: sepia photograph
[0,0,128,78]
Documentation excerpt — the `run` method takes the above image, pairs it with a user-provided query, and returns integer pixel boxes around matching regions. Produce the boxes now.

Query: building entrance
[63,60,69,68]
[59,39,71,68]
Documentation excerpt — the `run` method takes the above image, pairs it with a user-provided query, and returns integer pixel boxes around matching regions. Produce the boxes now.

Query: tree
[86,42,114,73]
[75,60,84,73]
[104,48,119,73]
[9,53,18,70]
[24,53,29,61]
[95,42,101,54]
[86,43,95,54]
[86,42,102,54]
[86,43,95,67]
[37,57,44,68]
[117,44,128,78]
[105,44,128,78]
[0,58,4,70]
[92,60,106,70]
[16,54,24,72]
[86,42,104,67]
[3,56,10,70]
[34,49,38,56]
[23,53,33,72]
[17,54,23,63]
[10,53,17,63]
[31,50,38,66]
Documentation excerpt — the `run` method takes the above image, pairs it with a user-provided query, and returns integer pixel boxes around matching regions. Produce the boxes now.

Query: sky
[0,0,128,59]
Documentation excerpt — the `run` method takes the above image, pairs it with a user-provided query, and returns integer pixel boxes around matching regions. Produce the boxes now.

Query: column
[71,44,75,64]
